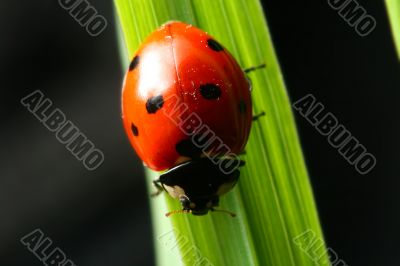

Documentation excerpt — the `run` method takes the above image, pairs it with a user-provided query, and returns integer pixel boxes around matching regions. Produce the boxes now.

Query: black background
[1,0,398,265]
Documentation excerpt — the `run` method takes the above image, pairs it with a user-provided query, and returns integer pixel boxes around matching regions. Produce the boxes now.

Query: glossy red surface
[122,22,252,171]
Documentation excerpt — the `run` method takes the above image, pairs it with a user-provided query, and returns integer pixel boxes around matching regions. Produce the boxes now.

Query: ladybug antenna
[165,209,191,217]
[211,208,237,218]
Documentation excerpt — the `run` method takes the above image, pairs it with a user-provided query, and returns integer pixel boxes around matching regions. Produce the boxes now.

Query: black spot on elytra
[146,95,164,114]
[239,100,247,114]
[207,39,224,52]
[131,123,139,136]
[129,55,140,71]
[176,139,203,158]
[200,84,221,100]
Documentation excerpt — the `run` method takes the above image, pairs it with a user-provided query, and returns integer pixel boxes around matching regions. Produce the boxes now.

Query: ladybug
[122,21,264,216]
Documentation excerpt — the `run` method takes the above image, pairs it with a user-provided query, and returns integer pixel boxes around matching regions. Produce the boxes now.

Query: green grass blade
[114,1,329,265]
[386,0,400,60]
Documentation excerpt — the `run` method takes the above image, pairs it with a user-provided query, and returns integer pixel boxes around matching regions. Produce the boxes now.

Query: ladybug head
[165,195,236,217]
[159,158,243,217]
[179,194,219,216]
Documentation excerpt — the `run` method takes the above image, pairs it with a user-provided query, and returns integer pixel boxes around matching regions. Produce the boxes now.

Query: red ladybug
[122,21,262,216]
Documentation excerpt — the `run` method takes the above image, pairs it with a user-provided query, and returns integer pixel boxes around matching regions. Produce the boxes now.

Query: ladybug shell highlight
[122,21,252,171]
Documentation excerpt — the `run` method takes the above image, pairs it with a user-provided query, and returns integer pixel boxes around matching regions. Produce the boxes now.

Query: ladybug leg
[252,111,266,121]
[244,64,266,92]
[151,179,164,197]
[243,63,266,74]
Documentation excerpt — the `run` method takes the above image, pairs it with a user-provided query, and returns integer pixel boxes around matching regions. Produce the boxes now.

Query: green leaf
[114,0,330,265]
[386,0,400,60]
